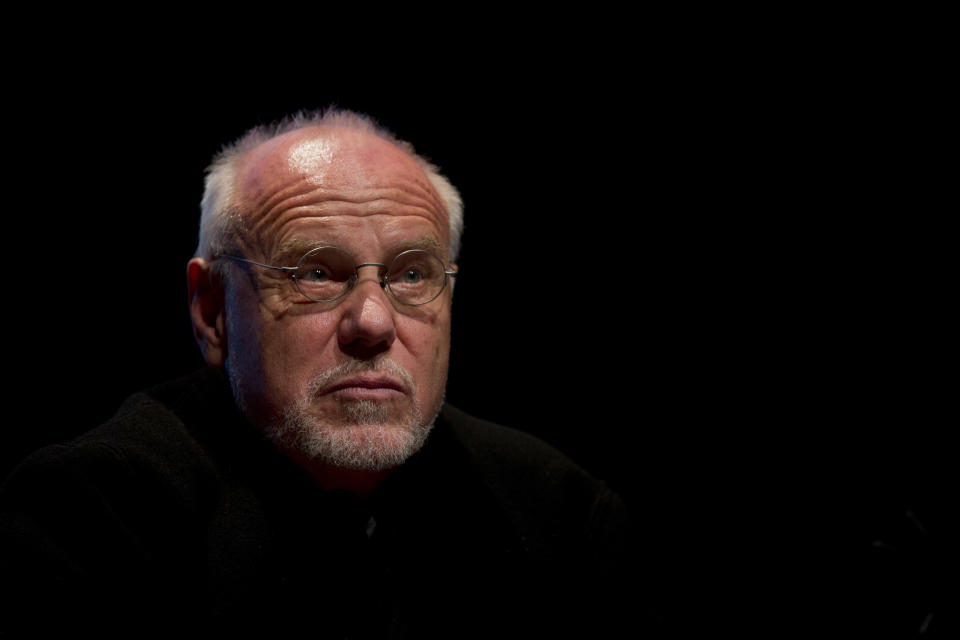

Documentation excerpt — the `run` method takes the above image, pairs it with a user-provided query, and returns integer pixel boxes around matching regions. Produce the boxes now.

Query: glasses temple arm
[220,255,297,274]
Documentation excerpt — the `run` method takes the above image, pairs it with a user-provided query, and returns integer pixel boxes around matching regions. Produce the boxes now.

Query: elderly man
[1,109,645,637]
[189,109,463,497]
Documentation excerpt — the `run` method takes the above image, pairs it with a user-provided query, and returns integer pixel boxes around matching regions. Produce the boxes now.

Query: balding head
[196,109,463,265]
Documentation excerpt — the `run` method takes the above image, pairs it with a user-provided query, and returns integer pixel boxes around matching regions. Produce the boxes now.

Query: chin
[228,360,443,471]
[271,398,436,471]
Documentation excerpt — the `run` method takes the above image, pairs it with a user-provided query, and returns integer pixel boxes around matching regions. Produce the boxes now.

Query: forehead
[238,126,427,190]
[233,127,449,254]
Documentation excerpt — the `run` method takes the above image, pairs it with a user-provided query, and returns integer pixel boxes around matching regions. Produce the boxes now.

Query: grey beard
[231,359,438,471]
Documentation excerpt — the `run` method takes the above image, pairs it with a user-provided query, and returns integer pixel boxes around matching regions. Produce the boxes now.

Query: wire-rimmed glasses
[219,246,458,306]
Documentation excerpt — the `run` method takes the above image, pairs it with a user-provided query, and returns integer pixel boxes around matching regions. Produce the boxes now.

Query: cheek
[224,288,265,375]
[400,313,449,360]
[399,315,452,399]
[232,306,341,413]
[263,312,340,373]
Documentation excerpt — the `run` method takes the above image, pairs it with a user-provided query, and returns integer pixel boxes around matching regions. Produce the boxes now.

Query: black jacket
[1,368,652,638]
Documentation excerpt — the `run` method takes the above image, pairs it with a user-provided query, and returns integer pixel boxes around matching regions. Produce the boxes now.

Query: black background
[1,29,952,633]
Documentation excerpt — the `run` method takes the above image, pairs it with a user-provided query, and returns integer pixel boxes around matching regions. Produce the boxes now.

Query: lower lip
[329,387,405,401]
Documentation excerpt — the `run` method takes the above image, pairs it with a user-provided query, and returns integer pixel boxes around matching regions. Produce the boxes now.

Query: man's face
[220,126,453,471]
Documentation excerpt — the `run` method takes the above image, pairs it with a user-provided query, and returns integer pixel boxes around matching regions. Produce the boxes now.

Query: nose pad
[351,263,389,292]
[348,272,388,299]
[351,275,389,300]
[348,263,394,305]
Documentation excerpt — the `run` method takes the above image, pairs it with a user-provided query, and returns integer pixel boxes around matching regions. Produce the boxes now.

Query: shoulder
[2,368,233,512]
[433,405,642,633]
[439,403,599,485]
[0,369,240,635]
[0,369,242,580]
[437,404,628,545]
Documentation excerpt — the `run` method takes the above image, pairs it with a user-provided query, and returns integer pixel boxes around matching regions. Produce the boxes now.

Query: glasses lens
[294,247,356,301]
[387,250,446,305]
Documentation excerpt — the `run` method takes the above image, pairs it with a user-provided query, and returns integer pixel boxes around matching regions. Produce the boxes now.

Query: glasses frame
[219,246,458,306]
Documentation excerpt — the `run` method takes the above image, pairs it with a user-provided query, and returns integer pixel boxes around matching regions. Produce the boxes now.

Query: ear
[187,258,227,368]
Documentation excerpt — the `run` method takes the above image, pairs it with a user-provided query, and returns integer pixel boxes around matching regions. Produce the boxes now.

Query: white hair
[196,107,464,263]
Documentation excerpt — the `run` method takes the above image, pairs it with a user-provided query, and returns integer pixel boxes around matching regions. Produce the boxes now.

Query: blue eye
[290,246,357,302]
[399,268,423,284]
[301,267,332,283]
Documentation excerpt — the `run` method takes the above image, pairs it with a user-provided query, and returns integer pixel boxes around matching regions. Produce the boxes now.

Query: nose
[336,270,397,358]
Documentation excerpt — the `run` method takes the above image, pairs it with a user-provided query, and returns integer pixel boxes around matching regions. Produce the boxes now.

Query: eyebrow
[273,238,322,266]
[272,236,444,266]
[401,237,443,255]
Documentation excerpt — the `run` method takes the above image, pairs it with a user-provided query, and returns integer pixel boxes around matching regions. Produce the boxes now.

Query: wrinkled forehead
[228,126,451,259]
[235,126,441,212]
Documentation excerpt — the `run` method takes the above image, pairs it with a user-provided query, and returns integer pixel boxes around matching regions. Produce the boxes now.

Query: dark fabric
[0,368,654,638]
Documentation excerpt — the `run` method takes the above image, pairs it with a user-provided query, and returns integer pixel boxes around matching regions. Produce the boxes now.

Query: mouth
[323,374,408,400]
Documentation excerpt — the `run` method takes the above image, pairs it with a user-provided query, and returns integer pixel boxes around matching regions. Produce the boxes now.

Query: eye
[385,250,446,304]
[300,266,333,283]
[398,268,424,284]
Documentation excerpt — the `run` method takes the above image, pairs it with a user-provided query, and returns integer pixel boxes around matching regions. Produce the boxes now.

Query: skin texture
[187,126,454,494]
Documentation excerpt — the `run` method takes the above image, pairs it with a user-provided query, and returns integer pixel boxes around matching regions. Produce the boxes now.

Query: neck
[294,455,396,497]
